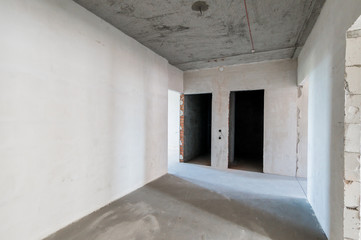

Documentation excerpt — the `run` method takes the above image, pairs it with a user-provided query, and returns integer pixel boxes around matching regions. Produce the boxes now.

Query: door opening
[183,93,212,166]
[229,90,264,172]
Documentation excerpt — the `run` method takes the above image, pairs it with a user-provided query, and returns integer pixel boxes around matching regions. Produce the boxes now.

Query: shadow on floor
[45,168,325,240]
[184,154,211,166]
[228,157,263,173]
[147,174,326,240]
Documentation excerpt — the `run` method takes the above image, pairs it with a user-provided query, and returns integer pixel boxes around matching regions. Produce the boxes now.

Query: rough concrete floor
[45,164,326,240]
[185,154,211,166]
[187,155,264,173]
[228,157,263,173]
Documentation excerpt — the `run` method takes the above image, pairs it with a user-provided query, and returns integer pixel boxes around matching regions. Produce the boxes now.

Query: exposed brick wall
[344,28,361,240]
[180,94,184,162]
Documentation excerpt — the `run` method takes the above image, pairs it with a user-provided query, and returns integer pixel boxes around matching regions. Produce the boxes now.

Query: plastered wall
[297,1,361,238]
[0,1,172,239]
[184,60,298,176]
[168,64,184,93]
[168,90,181,166]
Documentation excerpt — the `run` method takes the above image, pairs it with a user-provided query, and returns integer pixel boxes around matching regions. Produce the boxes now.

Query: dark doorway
[229,90,264,172]
[183,93,212,166]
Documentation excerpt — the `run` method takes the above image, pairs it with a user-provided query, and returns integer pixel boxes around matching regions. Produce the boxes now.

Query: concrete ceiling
[74,0,325,71]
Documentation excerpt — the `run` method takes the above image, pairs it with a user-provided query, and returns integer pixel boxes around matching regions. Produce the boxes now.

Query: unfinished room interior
[1,0,361,239]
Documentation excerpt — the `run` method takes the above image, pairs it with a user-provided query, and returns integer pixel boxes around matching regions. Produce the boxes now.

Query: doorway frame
[180,93,213,165]
[228,89,265,172]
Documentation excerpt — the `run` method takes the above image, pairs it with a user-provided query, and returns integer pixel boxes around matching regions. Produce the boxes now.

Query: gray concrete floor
[297,177,308,196]
[185,154,211,166]
[185,155,264,173]
[45,163,326,240]
[228,157,263,173]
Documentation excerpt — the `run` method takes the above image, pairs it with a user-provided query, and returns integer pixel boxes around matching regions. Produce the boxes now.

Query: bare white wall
[168,64,184,93]
[168,90,181,166]
[167,64,183,166]
[184,60,298,176]
[297,0,361,238]
[0,1,170,239]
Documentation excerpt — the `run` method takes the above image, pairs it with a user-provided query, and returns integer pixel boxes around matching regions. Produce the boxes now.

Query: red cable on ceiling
[243,0,255,52]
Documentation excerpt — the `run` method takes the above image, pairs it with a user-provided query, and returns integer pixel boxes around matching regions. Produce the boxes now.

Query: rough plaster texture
[343,20,361,240]
[74,0,325,71]
[184,60,298,176]
[296,80,308,178]
[297,1,361,239]
[0,1,171,239]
